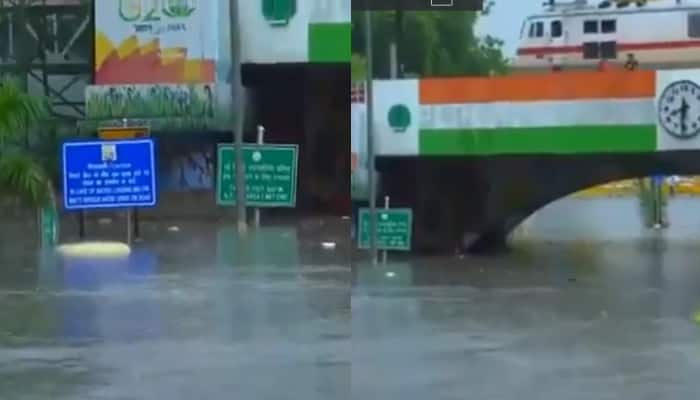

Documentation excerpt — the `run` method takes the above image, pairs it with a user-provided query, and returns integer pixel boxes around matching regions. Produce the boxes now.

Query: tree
[0,76,52,208]
[351,9,508,78]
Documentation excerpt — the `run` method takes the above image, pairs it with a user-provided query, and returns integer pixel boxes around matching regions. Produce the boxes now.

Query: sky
[475,0,542,57]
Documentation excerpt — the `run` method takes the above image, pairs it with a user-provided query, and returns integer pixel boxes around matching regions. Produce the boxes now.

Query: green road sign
[216,144,298,207]
[40,205,58,248]
[358,208,412,251]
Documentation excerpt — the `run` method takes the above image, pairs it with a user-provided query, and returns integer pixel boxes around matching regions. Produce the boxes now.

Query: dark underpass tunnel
[243,63,350,217]
[378,152,700,254]
[470,174,699,254]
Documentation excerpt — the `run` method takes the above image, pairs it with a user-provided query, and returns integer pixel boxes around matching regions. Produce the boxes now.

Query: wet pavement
[352,196,700,399]
[0,217,350,399]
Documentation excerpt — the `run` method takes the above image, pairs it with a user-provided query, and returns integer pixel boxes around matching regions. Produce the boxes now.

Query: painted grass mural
[84,83,233,131]
[87,84,215,118]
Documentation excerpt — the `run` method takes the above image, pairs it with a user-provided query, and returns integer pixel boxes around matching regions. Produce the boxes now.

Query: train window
[551,20,562,37]
[600,41,617,58]
[583,42,600,59]
[688,13,700,37]
[535,21,544,37]
[601,19,616,33]
[584,20,598,34]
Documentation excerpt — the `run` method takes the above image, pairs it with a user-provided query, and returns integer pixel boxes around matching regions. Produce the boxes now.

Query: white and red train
[514,0,700,70]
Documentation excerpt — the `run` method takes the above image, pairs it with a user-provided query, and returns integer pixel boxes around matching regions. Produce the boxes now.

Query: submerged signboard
[62,139,157,210]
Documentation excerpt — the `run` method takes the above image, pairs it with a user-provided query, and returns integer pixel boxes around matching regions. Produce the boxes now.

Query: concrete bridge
[359,69,700,253]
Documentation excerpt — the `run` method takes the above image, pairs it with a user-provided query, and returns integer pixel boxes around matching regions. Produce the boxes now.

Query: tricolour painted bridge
[356,69,700,252]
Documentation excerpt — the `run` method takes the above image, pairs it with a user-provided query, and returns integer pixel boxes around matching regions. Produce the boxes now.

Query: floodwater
[5,196,700,399]
[352,196,700,399]
[0,217,350,399]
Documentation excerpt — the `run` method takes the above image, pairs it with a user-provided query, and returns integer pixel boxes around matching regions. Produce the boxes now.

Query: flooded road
[0,218,350,399]
[5,197,700,398]
[353,196,700,399]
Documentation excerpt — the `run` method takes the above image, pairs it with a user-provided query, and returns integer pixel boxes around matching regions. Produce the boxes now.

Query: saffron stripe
[418,70,655,104]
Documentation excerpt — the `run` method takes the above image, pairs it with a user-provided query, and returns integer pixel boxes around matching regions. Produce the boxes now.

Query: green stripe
[419,125,657,155]
[308,23,350,63]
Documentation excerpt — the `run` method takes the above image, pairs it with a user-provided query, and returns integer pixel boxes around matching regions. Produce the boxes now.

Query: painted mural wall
[157,140,215,192]
[238,0,350,64]
[87,0,233,129]
[94,0,223,84]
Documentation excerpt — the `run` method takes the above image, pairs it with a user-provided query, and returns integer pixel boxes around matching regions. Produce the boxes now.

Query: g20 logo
[119,0,196,22]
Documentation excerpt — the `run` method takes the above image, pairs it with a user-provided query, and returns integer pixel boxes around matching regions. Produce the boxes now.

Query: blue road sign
[62,139,157,210]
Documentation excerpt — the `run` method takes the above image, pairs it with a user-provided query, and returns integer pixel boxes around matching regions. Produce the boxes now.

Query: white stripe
[374,79,419,155]
[420,98,654,130]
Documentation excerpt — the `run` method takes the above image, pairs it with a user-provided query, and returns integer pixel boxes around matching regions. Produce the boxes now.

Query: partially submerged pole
[365,8,378,264]
[230,0,248,233]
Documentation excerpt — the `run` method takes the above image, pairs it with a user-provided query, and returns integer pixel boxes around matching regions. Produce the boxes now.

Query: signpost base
[254,125,265,229]
[381,196,389,263]
[39,205,59,249]
[126,209,133,245]
[78,211,85,239]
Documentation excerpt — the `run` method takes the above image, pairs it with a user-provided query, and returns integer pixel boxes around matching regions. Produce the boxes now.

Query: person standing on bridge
[624,53,639,70]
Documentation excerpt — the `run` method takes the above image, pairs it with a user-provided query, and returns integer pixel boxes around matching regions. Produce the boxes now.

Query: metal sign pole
[365,8,378,265]
[254,125,265,228]
[127,209,133,245]
[122,118,133,245]
[230,0,248,234]
[382,196,389,263]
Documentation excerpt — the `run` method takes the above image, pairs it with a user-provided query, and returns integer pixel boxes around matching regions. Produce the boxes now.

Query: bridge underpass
[379,150,700,253]
[365,69,700,253]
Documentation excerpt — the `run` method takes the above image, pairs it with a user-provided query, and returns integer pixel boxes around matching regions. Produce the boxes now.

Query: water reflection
[352,196,700,399]
[0,221,350,399]
[52,248,160,344]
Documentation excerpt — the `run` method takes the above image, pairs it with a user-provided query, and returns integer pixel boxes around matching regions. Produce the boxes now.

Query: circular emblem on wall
[387,104,411,133]
[658,79,700,140]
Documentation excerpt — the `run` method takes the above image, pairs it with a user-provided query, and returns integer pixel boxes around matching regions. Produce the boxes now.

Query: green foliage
[0,77,48,142]
[351,9,508,78]
[0,76,53,208]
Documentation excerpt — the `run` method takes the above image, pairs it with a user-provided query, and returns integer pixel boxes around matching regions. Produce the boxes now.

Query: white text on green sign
[216,144,298,207]
[358,208,412,251]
